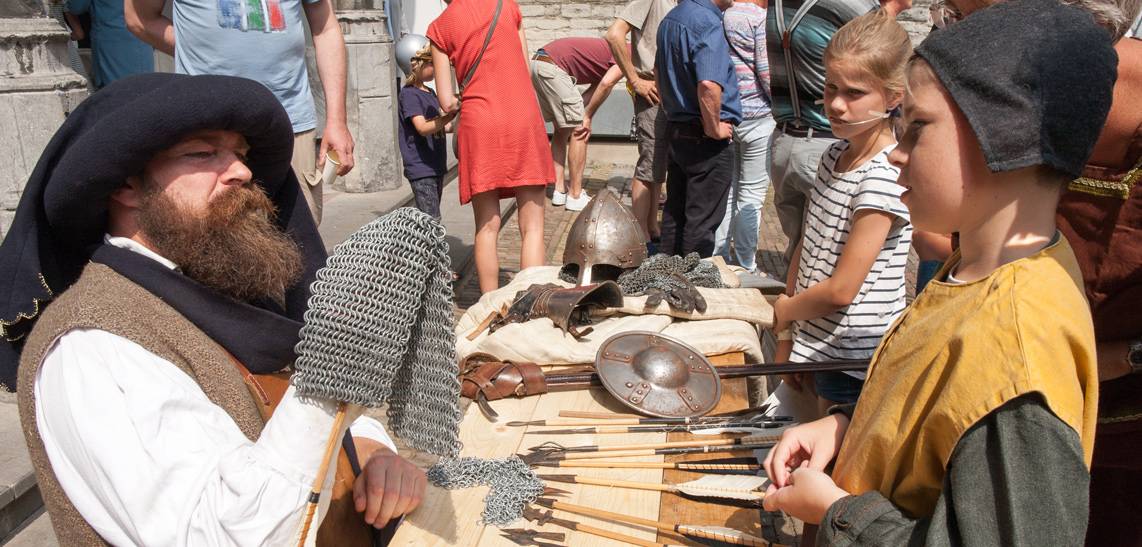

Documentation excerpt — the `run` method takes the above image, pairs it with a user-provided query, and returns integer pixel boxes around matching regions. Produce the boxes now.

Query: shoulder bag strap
[459,0,504,94]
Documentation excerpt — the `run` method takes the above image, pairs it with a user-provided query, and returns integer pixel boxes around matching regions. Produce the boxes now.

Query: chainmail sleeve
[292,208,463,457]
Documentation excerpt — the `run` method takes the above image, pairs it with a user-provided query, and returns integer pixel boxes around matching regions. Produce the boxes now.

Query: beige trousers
[291,129,322,225]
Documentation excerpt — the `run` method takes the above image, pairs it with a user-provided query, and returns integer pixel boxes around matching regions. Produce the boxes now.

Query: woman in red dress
[428,0,554,293]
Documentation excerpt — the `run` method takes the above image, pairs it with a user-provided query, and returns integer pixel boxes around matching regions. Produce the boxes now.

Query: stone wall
[519,0,622,49]
[517,0,934,50]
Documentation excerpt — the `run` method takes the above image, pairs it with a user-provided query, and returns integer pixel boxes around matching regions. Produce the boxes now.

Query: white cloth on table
[456,266,768,364]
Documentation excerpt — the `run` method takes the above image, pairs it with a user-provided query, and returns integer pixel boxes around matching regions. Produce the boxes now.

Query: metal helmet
[561,188,648,285]
[595,331,722,418]
[395,34,430,76]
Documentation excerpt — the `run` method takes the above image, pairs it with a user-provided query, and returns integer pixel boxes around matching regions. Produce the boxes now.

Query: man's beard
[136,183,304,307]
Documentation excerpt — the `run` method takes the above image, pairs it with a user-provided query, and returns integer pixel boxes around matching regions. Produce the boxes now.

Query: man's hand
[573,117,592,139]
[320,123,355,176]
[632,77,660,104]
[762,468,849,525]
[353,445,427,529]
[705,120,733,141]
[763,413,850,489]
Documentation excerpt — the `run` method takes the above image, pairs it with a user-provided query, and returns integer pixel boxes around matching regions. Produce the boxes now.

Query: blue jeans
[814,371,865,405]
[714,116,776,271]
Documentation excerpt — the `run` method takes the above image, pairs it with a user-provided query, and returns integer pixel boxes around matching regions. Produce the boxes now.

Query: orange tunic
[427,0,554,204]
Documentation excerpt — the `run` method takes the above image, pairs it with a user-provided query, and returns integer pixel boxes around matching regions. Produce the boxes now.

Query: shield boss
[595,331,721,418]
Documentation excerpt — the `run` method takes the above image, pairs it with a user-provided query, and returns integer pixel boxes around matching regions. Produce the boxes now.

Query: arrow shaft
[539,499,773,546]
[552,443,774,461]
[547,461,760,472]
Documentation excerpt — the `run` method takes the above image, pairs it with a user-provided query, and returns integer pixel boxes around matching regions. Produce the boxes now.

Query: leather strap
[460,360,549,401]
[459,0,503,94]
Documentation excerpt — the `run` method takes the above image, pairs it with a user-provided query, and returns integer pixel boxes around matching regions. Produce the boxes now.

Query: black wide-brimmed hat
[915,0,1118,177]
[0,73,326,390]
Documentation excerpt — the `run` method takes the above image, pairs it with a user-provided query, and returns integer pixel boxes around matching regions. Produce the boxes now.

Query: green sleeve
[818,394,1089,546]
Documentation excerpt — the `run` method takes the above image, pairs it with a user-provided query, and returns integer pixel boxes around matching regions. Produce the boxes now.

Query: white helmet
[395,34,430,76]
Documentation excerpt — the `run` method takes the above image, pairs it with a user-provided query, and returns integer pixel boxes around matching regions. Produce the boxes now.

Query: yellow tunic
[831,235,1099,518]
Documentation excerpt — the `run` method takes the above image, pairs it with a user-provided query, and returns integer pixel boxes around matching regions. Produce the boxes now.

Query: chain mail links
[293,208,463,457]
[427,456,545,526]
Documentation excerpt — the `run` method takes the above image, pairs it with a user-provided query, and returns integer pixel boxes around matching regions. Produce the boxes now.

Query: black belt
[778,123,834,139]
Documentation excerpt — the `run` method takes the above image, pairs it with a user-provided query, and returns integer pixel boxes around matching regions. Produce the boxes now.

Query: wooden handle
[594,438,736,452]
[294,402,348,547]
[559,410,641,419]
[675,525,770,546]
[560,448,659,460]
[571,476,676,493]
[573,521,671,547]
[550,499,669,532]
[556,460,759,471]
[557,460,677,469]
[544,418,643,426]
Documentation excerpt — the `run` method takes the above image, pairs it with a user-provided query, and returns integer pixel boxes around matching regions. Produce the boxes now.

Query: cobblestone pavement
[452,144,918,313]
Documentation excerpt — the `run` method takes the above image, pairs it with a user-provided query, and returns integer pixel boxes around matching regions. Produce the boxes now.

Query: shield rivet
[625,382,634,388]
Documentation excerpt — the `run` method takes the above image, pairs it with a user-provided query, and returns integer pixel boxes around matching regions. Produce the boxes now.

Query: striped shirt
[723,2,771,120]
[791,141,912,379]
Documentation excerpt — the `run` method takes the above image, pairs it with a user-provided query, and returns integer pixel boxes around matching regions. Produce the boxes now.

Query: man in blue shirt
[655,0,742,257]
[66,0,154,89]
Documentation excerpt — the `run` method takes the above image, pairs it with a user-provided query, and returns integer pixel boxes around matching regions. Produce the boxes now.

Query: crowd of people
[0,0,1138,544]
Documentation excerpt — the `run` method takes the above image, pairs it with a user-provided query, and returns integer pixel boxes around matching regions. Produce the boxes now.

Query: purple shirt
[397,86,448,180]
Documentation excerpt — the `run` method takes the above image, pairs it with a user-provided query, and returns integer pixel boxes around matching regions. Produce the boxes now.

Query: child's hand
[764,413,850,488]
[762,468,849,525]
[772,294,792,333]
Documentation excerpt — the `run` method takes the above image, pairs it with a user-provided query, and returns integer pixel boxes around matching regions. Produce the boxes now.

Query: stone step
[0,392,45,544]
[2,509,57,547]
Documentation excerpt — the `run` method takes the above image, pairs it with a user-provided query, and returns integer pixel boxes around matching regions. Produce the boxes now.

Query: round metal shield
[594,331,721,418]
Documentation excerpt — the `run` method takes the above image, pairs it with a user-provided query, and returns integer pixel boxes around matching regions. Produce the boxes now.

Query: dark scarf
[90,244,305,374]
[0,73,326,389]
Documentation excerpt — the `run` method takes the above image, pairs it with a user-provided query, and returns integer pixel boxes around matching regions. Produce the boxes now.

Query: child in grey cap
[760,0,1116,543]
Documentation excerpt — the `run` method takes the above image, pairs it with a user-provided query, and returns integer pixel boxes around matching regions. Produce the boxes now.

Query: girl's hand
[762,468,849,525]
[772,294,792,334]
[764,413,850,488]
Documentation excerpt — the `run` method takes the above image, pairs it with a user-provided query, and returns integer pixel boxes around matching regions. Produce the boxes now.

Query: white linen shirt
[33,236,395,546]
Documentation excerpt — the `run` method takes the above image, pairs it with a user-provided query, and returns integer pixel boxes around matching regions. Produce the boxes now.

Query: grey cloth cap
[915,0,1118,177]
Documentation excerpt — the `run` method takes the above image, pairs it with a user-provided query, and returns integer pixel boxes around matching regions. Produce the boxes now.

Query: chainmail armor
[615,253,726,293]
[427,456,545,526]
[292,208,462,457]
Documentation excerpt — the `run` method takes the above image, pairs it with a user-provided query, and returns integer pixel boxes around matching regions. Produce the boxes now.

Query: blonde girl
[772,11,914,413]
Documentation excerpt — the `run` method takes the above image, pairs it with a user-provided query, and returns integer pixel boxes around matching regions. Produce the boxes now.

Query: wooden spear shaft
[535,499,773,547]
[533,433,781,453]
[542,460,760,472]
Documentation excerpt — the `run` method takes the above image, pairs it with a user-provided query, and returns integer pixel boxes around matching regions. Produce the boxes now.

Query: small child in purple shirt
[398,44,455,220]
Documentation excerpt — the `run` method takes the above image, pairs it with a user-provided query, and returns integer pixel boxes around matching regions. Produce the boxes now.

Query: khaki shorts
[291,129,322,225]
[633,94,668,184]
[530,59,585,129]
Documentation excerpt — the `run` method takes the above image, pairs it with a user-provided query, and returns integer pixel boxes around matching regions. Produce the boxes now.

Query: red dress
[427,0,554,204]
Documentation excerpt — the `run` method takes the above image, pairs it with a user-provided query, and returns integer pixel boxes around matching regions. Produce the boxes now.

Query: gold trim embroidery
[0,274,55,342]
[1069,161,1142,199]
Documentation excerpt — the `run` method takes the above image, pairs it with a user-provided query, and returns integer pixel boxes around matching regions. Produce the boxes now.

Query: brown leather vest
[16,262,372,546]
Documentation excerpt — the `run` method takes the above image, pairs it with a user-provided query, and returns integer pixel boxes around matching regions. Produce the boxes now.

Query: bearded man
[0,73,423,546]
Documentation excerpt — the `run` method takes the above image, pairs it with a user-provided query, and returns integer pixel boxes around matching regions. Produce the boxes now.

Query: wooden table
[390,353,759,546]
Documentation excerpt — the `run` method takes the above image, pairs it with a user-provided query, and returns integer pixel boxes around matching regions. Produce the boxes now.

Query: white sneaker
[551,190,567,206]
[565,192,591,211]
